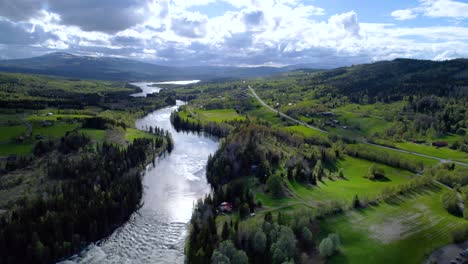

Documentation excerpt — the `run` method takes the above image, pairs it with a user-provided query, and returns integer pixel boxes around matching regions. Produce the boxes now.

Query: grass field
[283,125,327,138]
[78,128,106,142]
[396,142,468,163]
[0,125,27,142]
[248,107,286,126]
[0,142,33,156]
[321,188,468,264]
[197,109,245,122]
[26,114,93,122]
[354,143,440,167]
[181,107,246,124]
[336,112,390,136]
[289,156,416,205]
[125,128,158,142]
[32,123,80,139]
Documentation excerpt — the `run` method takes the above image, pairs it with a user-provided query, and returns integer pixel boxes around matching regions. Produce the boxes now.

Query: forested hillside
[165,59,468,264]
[306,58,468,102]
[0,72,175,262]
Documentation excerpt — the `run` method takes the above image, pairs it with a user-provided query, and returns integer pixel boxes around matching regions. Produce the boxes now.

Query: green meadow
[0,125,27,142]
[322,188,468,264]
[289,156,416,205]
[396,142,468,163]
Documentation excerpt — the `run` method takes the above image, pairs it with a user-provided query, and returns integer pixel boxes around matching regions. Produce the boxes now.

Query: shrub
[267,174,284,198]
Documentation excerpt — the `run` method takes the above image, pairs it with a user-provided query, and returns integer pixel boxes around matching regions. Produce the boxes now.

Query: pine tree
[353,195,360,208]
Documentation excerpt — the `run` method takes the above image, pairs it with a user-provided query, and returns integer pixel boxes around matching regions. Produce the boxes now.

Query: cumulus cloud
[0,18,57,45]
[0,0,466,67]
[0,0,44,22]
[47,0,151,33]
[391,0,468,21]
[328,11,361,38]
[171,16,207,38]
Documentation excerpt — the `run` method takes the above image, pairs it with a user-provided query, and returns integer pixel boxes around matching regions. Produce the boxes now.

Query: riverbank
[63,83,218,263]
[425,241,468,264]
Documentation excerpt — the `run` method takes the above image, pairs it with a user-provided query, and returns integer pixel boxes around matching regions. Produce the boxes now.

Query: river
[63,82,217,263]
[130,80,200,97]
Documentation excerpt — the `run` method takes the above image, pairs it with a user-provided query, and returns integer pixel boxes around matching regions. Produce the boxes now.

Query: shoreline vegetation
[171,60,468,264]
[0,73,177,263]
[0,56,467,264]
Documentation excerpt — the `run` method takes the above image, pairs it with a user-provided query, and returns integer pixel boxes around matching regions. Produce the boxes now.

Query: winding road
[248,85,468,167]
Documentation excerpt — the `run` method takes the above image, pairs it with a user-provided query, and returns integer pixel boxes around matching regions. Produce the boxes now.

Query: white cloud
[391,9,418,20]
[421,0,468,19]
[0,0,466,67]
[391,0,468,21]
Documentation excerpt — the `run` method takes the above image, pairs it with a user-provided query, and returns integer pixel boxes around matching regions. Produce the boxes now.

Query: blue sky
[0,0,467,67]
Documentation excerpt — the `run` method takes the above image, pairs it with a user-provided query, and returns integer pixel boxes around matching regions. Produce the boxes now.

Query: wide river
[63,82,217,263]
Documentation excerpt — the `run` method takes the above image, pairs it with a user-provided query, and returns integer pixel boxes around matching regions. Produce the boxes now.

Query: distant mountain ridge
[0,52,296,81]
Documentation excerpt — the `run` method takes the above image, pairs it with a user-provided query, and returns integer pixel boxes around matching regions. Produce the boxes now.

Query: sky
[0,0,467,67]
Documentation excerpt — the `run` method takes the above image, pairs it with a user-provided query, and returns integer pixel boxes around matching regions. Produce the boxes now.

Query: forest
[0,73,175,263]
[169,58,468,264]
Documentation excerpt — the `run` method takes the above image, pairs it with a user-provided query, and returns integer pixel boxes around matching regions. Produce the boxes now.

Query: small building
[432,141,448,147]
[219,202,233,213]
[47,112,54,116]
[341,126,348,129]
[321,112,334,116]
[35,134,44,140]
[325,120,335,127]
[333,119,340,124]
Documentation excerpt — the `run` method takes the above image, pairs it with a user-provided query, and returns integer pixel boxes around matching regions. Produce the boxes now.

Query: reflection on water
[130,82,162,97]
[130,80,200,97]
[63,87,217,263]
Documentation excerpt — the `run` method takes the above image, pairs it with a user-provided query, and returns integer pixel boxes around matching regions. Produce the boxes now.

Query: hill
[0,52,290,81]
[310,58,468,101]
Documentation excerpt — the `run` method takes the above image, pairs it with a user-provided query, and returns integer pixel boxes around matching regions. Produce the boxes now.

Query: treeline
[170,111,234,137]
[82,116,127,130]
[313,58,468,102]
[428,163,468,188]
[0,136,168,263]
[186,123,343,263]
[1,132,91,175]
[187,195,339,264]
[385,95,467,139]
[345,144,423,173]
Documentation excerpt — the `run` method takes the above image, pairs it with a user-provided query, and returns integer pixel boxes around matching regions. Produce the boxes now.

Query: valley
[0,58,467,264]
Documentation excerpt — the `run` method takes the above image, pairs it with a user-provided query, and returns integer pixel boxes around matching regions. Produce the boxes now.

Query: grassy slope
[290,156,415,204]
[322,188,468,264]
[0,125,26,141]
[396,142,468,163]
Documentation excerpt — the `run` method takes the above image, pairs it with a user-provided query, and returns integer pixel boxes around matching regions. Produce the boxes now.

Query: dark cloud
[171,17,207,38]
[111,36,143,46]
[0,19,57,45]
[47,0,150,33]
[0,0,44,21]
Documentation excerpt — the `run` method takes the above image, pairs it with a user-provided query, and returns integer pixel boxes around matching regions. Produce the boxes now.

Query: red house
[219,202,233,213]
